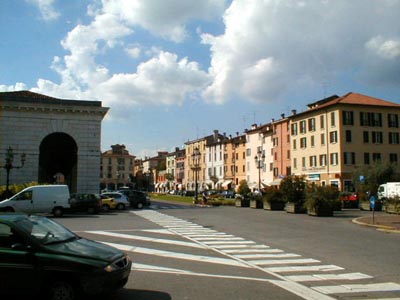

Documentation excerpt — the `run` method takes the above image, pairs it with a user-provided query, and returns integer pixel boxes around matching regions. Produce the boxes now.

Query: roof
[309,92,400,110]
[0,90,102,107]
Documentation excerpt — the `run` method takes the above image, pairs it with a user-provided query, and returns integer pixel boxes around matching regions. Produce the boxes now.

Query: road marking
[269,280,335,300]
[312,282,400,294]
[235,253,301,259]
[141,229,175,235]
[100,241,251,268]
[248,258,320,266]
[87,230,205,248]
[285,273,373,282]
[265,265,345,273]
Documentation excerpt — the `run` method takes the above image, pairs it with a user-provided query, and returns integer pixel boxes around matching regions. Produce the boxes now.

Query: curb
[352,217,400,233]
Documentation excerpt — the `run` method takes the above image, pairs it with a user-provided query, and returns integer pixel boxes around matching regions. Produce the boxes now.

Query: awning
[269,178,282,186]
[155,183,160,188]
[222,180,232,187]
[248,182,258,189]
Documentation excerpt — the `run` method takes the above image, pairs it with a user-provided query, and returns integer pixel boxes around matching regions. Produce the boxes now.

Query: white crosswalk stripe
[87,210,400,300]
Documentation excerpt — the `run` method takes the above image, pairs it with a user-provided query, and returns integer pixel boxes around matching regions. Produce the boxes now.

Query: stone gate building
[0,91,109,194]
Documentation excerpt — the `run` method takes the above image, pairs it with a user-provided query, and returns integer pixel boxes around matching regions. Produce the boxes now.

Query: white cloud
[98,0,227,42]
[27,0,60,21]
[125,46,141,59]
[0,82,27,92]
[202,0,400,104]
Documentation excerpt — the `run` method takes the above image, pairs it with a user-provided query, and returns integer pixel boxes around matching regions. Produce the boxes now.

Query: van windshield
[16,215,76,245]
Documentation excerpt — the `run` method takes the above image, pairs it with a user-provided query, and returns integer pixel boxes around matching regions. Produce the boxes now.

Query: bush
[0,182,38,200]
[237,180,251,197]
[263,189,285,204]
[280,175,306,205]
[305,185,339,212]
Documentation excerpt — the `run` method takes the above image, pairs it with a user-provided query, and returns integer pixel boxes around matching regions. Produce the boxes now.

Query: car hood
[45,237,123,262]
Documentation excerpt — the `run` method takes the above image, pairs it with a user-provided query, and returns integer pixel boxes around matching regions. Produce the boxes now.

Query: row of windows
[293,152,399,169]
[291,112,399,136]
[293,131,400,149]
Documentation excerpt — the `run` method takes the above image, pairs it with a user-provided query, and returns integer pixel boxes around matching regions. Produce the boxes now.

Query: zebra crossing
[86,210,400,300]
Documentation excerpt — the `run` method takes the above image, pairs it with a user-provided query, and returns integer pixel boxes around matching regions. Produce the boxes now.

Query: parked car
[340,192,359,208]
[100,194,117,212]
[101,192,130,210]
[68,193,101,214]
[0,185,70,217]
[220,190,236,199]
[0,213,131,300]
[118,190,151,209]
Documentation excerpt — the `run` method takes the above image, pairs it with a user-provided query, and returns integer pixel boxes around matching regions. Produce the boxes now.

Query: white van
[0,185,70,217]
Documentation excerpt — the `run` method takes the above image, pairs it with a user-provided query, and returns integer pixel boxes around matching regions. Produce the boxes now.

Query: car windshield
[16,215,76,245]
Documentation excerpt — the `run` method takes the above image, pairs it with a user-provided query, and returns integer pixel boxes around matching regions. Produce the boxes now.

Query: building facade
[100,144,135,191]
[224,133,247,191]
[290,93,400,191]
[0,91,108,194]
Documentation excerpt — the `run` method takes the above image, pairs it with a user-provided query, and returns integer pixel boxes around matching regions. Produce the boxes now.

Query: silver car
[100,192,129,210]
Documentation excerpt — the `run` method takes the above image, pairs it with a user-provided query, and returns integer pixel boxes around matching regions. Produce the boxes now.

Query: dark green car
[0,213,131,300]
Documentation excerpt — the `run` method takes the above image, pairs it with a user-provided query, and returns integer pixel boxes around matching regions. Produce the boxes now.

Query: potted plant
[280,175,306,213]
[305,185,339,217]
[235,180,251,207]
[263,188,286,210]
[250,192,263,209]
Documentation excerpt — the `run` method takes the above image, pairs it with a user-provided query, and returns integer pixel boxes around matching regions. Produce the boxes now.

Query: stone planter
[307,207,334,217]
[385,203,400,214]
[263,201,286,211]
[250,199,263,209]
[285,202,306,214]
[235,199,250,207]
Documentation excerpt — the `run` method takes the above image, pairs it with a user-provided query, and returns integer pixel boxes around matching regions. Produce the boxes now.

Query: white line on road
[284,272,373,282]
[265,265,345,273]
[235,253,301,259]
[248,258,320,265]
[312,282,400,294]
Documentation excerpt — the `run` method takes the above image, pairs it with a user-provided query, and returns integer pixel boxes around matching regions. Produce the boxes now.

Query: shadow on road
[112,289,171,300]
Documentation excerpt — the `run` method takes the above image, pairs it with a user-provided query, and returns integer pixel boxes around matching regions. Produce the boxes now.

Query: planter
[385,203,400,214]
[359,201,371,211]
[250,199,263,209]
[285,202,306,214]
[263,201,285,211]
[307,207,334,217]
[235,199,250,207]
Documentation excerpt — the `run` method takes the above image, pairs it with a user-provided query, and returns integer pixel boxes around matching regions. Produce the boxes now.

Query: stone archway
[39,132,78,192]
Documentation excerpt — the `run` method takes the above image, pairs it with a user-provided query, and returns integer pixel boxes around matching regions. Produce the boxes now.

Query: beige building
[100,144,135,190]
[290,92,400,191]
[224,133,247,191]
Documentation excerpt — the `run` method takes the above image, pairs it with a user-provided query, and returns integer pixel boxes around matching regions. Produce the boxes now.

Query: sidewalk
[353,213,400,233]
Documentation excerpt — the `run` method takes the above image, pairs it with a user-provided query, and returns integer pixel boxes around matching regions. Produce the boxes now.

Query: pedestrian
[202,193,208,205]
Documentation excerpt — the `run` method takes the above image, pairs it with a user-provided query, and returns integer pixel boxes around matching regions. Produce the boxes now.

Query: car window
[0,223,24,249]
[15,191,33,201]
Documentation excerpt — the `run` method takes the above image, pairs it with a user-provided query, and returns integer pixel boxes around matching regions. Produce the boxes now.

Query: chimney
[281,113,285,119]
[213,129,219,141]
[291,109,297,115]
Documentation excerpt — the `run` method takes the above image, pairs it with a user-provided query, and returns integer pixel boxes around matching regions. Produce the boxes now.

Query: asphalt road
[56,201,400,300]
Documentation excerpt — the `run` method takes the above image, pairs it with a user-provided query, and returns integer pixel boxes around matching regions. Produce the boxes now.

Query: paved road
[57,202,400,300]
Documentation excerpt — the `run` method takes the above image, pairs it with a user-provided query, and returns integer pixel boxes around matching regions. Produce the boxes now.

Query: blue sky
[1,0,400,157]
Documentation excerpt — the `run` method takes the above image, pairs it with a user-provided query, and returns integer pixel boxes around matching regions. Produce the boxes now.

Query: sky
[1,0,400,158]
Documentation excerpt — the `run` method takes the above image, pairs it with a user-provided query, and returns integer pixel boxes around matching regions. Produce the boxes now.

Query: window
[372,153,381,162]
[330,153,338,165]
[300,120,307,134]
[309,156,317,167]
[344,152,356,165]
[308,118,316,131]
[330,112,336,127]
[345,130,352,142]
[300,137,307,148]
[360,112,382,127]
[329,131,338,143]
[363,131,369,143]
[246,148,251,156]
[388,114,399,128]
[293,158,297,169]
[319,154,327,166]
[390,153,398,164]
[293,139,297,150]
[291,123,298,135]
[389,132,400,144]
[342,111,354,125]
[311,136,315,147]
[320,133,325,145]
[320,115,325,129]
[364,153,370,165]
[302,157,306,168]
[372,113,382,127]
[372,131,383,144]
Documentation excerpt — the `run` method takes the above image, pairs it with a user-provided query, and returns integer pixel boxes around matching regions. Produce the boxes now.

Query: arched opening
[39,133,78,192]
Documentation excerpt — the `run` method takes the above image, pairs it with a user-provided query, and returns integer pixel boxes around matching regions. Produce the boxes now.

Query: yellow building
[290,92,400,191]
[224,133,247,191]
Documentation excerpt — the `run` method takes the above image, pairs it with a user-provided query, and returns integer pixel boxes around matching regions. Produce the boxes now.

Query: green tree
[237,180,250,196]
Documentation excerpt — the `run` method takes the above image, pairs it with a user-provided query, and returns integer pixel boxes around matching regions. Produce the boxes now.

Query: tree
[237,180,250,196]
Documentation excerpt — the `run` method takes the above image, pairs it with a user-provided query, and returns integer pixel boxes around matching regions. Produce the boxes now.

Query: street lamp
[254,150,265,192]
[1,146,26,197]
[191,147,201,203]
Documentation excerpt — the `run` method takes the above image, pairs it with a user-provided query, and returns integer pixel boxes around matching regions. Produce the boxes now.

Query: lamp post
[254,150,265,192]
[1,146,26,197]
[191,147,201,203]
